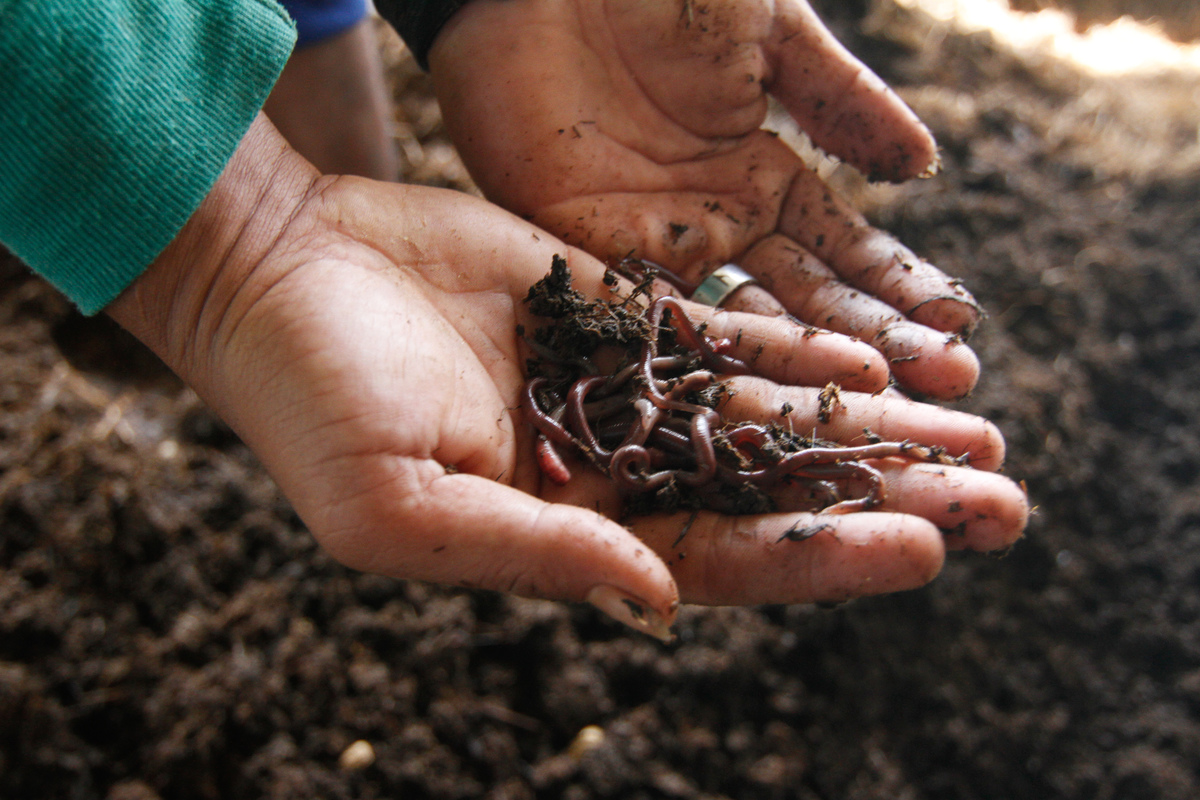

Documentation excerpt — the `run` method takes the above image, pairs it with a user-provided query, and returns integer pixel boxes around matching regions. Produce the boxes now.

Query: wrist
[106,114,320,382]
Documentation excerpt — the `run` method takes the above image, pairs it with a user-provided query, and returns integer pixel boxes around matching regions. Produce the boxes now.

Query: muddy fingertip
[881,328,981,400]
[949,473,1031,553]
[810,514,947,601]
[964,417,1008,472]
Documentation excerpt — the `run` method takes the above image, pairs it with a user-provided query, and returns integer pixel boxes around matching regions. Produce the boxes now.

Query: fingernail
[586,585,675,642]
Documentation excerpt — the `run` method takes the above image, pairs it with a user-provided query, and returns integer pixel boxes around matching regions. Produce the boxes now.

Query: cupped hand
[426,0,981,399]
[108,117,1025,639]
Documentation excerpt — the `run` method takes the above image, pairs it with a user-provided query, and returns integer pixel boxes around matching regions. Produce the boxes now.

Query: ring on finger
[689,263,759,307]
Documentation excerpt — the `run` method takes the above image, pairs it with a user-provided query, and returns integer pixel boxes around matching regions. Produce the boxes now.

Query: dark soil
[4,3,1200,798]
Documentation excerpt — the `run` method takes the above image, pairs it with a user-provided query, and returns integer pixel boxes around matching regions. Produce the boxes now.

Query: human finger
[777,168,983,337]
[673,301,891,392]
[632,509,946,606]
[760,456,1028,549]
[767,0,938,182]
[306,457,679,640]
[736,234,980,398]
[865,460,1029,552]
[549,251,892,393]
[718,375,1007,471]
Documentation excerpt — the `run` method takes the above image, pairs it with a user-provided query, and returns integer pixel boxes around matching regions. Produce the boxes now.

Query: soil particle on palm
[522,255,651,363]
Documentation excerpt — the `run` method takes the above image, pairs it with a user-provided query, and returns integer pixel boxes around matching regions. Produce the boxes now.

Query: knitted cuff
[0,0,297,314]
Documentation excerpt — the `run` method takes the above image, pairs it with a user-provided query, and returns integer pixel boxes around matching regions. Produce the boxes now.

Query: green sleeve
[0,0,297,315]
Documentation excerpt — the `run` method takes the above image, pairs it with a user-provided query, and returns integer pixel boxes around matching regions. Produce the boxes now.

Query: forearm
[0,0,296,314]
[106,114,319,386]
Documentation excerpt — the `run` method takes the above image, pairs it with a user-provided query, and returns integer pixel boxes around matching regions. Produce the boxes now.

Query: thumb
[767,2,938,182]
[306,457,680,640]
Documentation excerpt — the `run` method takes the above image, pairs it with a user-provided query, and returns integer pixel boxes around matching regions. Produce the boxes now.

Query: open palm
[426,0,981,399]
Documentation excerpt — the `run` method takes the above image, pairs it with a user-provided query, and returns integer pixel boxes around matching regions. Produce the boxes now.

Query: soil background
[4,1,1200,798]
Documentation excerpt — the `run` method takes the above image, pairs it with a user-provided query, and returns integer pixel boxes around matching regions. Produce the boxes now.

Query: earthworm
[567,375,617,468]
[523,378,575,485]
[524,291,957,514]
[523,378,576,450]
[536,435,573,486]
[642,296,751,385]
[611,445,677,492]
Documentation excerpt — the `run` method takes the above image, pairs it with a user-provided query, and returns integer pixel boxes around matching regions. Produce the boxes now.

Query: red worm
[567,375,616,468]
[535,435,572,486]
[523,287,956,514]
[647,296,751,377]
[522,378,576,449]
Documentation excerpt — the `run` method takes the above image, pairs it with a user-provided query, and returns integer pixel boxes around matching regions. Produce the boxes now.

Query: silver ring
[689,263,758,307]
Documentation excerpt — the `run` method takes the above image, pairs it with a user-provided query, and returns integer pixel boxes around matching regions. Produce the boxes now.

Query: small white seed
[338,740,376,771]
[567,725,605,761]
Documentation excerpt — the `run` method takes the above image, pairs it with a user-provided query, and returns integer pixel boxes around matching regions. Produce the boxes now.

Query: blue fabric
[281,0,368,46]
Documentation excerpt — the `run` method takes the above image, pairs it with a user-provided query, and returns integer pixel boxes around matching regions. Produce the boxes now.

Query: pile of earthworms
[521,259,961,515]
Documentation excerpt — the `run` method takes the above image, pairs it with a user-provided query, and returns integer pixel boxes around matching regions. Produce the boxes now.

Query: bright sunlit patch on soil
[895,0,1200,75]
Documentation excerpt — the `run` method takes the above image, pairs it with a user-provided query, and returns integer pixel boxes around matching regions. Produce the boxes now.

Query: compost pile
[4,2,1200,798]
